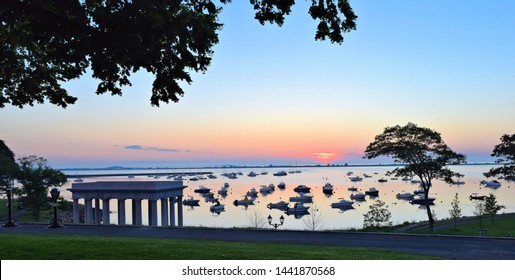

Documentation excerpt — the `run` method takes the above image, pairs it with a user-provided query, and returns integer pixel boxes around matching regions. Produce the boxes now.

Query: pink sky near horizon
[1,1,514,168]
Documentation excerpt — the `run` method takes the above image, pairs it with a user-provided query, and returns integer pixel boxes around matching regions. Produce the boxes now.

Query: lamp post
[3,187,16,227]
[48,187,63,228]
[267,214,285,229]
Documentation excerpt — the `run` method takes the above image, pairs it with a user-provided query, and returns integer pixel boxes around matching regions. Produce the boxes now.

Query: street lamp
[267,214,285,229]
[3,187,16,227]
[48,187,63,228]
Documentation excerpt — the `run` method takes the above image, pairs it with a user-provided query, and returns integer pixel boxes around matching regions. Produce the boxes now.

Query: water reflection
[61,165,514,230]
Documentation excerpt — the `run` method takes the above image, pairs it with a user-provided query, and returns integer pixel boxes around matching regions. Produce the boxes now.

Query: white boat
[183,196,200,206]
[273,171,287,176]
[267,183,276,191]
[217,187,228,195]
[233,196,255,206]
[285,203,310,215]
[259,185,273,194]
[267,201,289,210]
[484,180,501,188]
[350,192,366,200]
[277,182,286,189]
[413,188,425,195]
[194,186,211,193]
[347,186,358,191]
[289,193,313,203]
[247,171,257,177]
[210,202,225,212]
[74,178,84,183]
[451,180,465,185]
[410,195,436,205]
[246,187,258,197]
[207,174,217,179]
[330,199,354,208]
[322,183,334,194]
[365,187,379,196]
[363,174,372,178]
[293,184,311,193]
[349,176,363,182]
[396,192,415,200]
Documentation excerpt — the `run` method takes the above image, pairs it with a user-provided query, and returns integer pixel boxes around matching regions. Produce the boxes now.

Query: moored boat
[194,186,211,193]
[322,182,334,194]
[330,199,354,208]
[267,201,289,210]
[293,184,311,193]
[365,187,379,196]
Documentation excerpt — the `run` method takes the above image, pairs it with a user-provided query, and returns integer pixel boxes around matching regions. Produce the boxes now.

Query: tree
[246,209,267,229]
[484,134,515,180]
[16,156,67,221]
[364,123,466,229]
[474,200,485,232]
[1,0,357,108]
[363,200,392,229]
[448,193,462,229]
[303,203,322,231]
[484,193,505,224]
[0,139,18,188]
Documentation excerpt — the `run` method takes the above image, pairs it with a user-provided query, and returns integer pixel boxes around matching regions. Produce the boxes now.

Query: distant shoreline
[61,162,500,172]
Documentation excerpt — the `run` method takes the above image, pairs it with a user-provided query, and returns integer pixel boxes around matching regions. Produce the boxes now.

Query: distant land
[59,162,500,172]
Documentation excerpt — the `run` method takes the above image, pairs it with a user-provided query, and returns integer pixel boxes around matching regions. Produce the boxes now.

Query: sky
[1,0,514,168]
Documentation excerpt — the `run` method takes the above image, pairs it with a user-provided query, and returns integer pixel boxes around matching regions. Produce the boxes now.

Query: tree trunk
[423,181,434,232]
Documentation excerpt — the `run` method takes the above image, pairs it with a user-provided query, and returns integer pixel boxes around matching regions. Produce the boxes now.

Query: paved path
[2,223,514,259]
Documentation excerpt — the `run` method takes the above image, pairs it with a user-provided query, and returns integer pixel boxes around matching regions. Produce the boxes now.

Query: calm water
[62,165,515,230]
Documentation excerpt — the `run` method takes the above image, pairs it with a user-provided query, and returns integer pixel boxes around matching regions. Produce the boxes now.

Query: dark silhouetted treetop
[0,0,357,108]
[484,134,515,180]
[363,122,467,227]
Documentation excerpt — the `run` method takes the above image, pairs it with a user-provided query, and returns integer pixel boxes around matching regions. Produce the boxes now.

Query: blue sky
[1,0,514,168]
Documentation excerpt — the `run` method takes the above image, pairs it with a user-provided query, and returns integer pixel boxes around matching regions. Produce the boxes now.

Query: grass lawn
[407,213,515,237]
[0,233,438,260]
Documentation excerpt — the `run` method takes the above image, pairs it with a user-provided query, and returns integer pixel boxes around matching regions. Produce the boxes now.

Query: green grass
[0,233,437,260]
[407,213,515,237]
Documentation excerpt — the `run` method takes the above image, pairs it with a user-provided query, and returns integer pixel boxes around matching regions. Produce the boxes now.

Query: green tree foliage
[364,123,466,228]
[363,200,392,229]
[1,0,357,108]
[484,134,515,180]
[484,193,505,224]
[449,193,462,229]
[16,156,67,221]
[0,139,18,188]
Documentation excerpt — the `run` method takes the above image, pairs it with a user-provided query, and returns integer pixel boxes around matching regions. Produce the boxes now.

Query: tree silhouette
[484,134,515,180]
[0,0,357,108]
[364,123,466,229]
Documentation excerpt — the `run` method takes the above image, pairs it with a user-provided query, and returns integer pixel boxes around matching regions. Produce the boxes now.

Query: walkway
[2,223,514,259]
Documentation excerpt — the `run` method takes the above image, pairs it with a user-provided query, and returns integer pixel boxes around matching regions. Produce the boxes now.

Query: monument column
[148,199,158,226]
[169,196,176,227]
[94,198,101,224]
[73,198,80,224]
[177,195,183,227]
[85,198,93,224]
[160,198,169,226]
[102,198,110,225]
[132,199,142,226]
[117,199,126,225]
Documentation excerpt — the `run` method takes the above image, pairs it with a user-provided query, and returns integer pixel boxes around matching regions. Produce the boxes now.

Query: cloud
[123,145,184,153]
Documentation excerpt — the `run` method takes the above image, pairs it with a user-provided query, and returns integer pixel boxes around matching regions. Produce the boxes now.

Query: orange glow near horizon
[310,152,339,164]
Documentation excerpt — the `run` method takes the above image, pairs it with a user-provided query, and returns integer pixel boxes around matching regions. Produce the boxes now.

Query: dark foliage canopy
[16,156,68,221]
[484,134,515,180]
[364,123,467,187]
[363,123,467,226]
[0,139,18,187]
[1,0,357,108]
